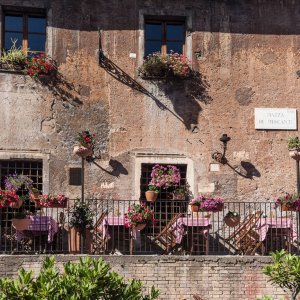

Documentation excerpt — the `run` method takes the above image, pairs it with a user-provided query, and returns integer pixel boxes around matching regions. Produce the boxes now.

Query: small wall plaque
[255,108,297,130]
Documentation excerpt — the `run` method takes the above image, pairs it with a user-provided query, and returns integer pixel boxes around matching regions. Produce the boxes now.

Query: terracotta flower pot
[68,227,92,254]
[50,202,67,208]
[190,204,200,212]
[73,145,93,158]
[224,216,240,227]
[9,199,23,209]
[281,204,296,211]
[133,223,146,231]
[289,149,300,161]
[145,191,158,202]
[12,218,30,231]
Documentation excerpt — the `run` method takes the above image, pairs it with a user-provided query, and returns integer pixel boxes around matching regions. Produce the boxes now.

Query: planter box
[68,227,92,254]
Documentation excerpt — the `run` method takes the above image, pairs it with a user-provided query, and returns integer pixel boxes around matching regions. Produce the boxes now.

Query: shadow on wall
[92,159,128,178]
[227,160,261,179]
[35,73,83,107]
[155,73,212,130]
[99,51,211,130]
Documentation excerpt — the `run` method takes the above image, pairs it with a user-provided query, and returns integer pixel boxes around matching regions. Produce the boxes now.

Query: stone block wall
[0,255,289,300]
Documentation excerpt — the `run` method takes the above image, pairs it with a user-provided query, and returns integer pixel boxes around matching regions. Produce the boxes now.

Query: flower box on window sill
[139,74,191,81]
[0,62,25,74]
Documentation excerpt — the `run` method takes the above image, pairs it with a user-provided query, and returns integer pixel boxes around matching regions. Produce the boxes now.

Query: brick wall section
[0,255,289,300]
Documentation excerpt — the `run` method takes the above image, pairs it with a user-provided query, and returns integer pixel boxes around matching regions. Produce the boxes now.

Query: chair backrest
[159,213,183,236]
[94,210,108,231]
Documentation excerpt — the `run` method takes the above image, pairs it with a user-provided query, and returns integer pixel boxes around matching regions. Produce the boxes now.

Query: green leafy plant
[263,250,300,300]
[1,39,27,67]
[69,200,94,229]
[288,137,300,150]
[0,256,159,300]
[225,211,240,217]
[147,185,159,193]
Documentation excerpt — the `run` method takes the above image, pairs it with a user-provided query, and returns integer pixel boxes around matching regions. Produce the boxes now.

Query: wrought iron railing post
[81,157,85,254]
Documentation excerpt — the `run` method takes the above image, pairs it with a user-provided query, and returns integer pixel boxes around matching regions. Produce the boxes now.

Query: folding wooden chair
[92,210,108,254]
[225,211,264,255]
[152,213,182,254]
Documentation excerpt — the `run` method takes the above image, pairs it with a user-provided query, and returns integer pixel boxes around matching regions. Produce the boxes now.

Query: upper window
[144,18,185,57]
[4,12,46,52]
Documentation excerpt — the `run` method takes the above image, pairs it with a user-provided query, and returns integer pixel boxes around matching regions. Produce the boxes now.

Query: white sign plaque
[255,108,297,130]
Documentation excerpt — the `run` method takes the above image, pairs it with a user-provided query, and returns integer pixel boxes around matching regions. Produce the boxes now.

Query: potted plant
[73,130,96,158]
[224,211,240,227]
[24,53,56,78]
[191,195,224,212]
[275,193,300,211]
[40,194,69,208]
[145,185,159,202]
[173,185,190,200]
[139,51,192,79]
[68,200,94,254]
[189,198,201,212]
[288,137,300,160]
[149,164,182,199]
[0,39,27,71]
[124,203,155,231]
[11,211,30,231]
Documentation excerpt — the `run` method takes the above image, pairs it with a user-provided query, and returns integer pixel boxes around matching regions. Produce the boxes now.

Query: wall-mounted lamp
[211,134,231,164]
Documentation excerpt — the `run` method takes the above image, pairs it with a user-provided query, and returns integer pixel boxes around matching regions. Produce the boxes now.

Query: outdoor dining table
[256,217,297,252]
[15,216,58,243]
[171,216,211,254]
[102,216,138,255]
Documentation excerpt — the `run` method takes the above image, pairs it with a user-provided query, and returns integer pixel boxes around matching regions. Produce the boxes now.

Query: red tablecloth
[16,216,58,243]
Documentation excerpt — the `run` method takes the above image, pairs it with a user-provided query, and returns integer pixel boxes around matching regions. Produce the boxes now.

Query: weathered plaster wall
[0,0,299,201]
[0,255,288,300]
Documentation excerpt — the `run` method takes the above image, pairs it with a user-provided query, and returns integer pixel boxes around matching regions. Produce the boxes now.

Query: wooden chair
[225,211,264,255]
[92,210,108,254]
[152,213,182,254]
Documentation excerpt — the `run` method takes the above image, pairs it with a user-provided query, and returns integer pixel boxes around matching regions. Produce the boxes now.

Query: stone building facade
[0,0,299,202]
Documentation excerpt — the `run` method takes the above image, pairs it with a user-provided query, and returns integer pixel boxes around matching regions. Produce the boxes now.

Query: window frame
[144,16,186,57]
[2,7,46,52]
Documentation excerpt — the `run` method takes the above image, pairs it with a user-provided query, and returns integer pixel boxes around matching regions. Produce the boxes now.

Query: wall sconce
[211,134,231,164]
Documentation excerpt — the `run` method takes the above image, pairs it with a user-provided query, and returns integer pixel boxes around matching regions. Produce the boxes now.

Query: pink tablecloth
[257,218,297,242]
[103,216,139,239]
[172,217,211,244]
[16,216,58,243]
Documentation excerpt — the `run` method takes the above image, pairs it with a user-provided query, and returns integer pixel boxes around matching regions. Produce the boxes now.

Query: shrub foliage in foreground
[0,256,159,300]
[263,250,300,300]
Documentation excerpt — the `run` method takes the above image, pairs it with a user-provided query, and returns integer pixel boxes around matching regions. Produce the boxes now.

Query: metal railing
[0,199,299,255]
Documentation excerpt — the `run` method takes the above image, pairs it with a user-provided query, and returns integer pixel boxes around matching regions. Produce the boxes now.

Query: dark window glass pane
[28,34,46,51]
[4,32,23,49]
[145,41,162,56]
[5,15,23,31]
[145,23,162,40]
[167,42,183,54]
[166,24,184,40]
[28,17,46,33]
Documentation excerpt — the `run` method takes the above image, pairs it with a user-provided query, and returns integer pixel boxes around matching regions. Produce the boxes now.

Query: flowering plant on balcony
[124,203,155,228]
[76,130,96,148]
[190,195,224,212]
[4,174,33,192]
[275,193,300,211]
[149,164,181,190]
[24,53,56,78]
[0,189,21,208]
[139,52,192,79]
[39,194,69,208]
